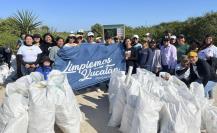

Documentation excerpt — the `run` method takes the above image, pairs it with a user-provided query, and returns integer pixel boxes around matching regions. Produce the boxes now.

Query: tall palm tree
[10,10,42,34]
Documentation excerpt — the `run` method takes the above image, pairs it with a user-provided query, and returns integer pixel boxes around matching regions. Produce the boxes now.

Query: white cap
[132,34,139,39]
[77,29,84,33]
[87,32,94,37]
[69,33,75,37]
[145,33,151,36]
[170,35,177,40]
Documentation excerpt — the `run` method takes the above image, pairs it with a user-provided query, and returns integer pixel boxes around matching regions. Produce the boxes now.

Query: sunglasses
[68,37,76,39]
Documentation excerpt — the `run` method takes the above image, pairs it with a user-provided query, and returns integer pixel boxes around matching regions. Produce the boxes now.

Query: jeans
[21,65,35,76]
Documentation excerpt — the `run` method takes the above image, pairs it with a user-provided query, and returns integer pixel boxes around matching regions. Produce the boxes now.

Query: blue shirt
[36,66,52,80]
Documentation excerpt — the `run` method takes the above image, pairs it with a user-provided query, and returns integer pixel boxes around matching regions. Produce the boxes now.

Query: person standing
[144,40,161,74]
[77,29,86,43]
[198,34,217,60]
[131,35,142,51]
[16,33,26,49]
[138,39,150,69]
[49,37,64,62]
[64,34,78,47]
[170,35,177,45]
[160,36,177,74]
[96,37,102,43]
[76,34,83,45]
[105,36,113,46]
[40,33,56,58]
[114,36,120,44]
[176,34,189,62]
[124,38,138,74]
[87,32,96,44]
[33,34,43,47]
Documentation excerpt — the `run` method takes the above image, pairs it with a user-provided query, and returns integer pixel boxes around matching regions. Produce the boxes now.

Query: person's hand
[25,64,30,68]
[125,51,131,59]
[155,68,160,74]
[30,64,36,68]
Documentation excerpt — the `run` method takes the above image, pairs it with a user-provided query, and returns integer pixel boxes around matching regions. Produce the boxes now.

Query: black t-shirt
[40,42,56,57]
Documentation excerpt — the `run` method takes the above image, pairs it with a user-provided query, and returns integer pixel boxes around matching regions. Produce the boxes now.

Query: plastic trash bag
[0,93,28,133]
[159,82,201,133]
[119,78,142,133]
[130,88,163,133]
[204,106,217,133]
[48,70,81,133]
[5,55,17,82]
[0,64,9,84]
[5,72,44,97]
[108,81,128,127]
[28,81,56,133]
[108,71,126,113]
[190,82,205,98]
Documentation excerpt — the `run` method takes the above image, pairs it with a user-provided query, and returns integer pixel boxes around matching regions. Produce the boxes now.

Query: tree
[0,18,19,49]
[9,10,42,34]
[91,23,103,37]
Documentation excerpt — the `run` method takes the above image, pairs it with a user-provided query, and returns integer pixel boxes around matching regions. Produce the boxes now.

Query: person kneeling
[36,56,52,80]
[175,55,190,85]
[188,52,217,99]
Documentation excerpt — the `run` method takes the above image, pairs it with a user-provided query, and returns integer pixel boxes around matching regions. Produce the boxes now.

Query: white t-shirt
[17,45,42,63]
[175,63,190,80]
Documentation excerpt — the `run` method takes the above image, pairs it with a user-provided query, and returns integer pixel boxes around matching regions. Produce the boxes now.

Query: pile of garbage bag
[0,55,17,85]
[0,70,82,133]
[108,67,217,133]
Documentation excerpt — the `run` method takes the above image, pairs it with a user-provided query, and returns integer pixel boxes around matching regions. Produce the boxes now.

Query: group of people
[124,32,217,99]
[14,30,120,80]
[0,29,216,98]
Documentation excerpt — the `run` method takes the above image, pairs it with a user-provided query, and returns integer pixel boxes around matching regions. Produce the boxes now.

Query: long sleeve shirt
[198,44,217,60]
[160,44,177,69]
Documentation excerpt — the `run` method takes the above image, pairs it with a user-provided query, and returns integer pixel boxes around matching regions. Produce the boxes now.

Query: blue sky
[1,0,217,32]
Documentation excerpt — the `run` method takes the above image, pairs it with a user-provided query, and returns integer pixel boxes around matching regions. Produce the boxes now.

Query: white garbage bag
[108,81,128,127]
[5,55,17,82]
[119,78,142,133]
[0,93,28,133]
[108,71,126,113]
[5,72,44,97]
[159,82,201,133]
[130,88,163,133]
[48,70,81,133]
[190,82,205,98]
[204,106,217,133]
[0,64,10,84]
[28,81,56,133]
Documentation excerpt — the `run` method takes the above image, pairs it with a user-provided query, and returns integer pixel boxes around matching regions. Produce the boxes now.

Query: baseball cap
[170,35,177,40]
[163,36,170,41]
[87,32,94,37]
[132,35,139,39]
[188,52,198,57]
